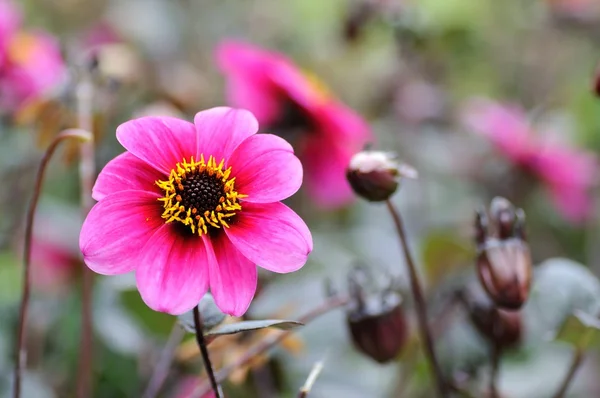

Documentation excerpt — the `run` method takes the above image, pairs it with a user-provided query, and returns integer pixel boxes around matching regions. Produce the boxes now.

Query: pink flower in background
[548,0,600,19]
[463,99,597,223]
[30,235,78,292]
[80,107,312,316]
[171,377,216,398]
[0,0,65,112]
[216,41,372,208]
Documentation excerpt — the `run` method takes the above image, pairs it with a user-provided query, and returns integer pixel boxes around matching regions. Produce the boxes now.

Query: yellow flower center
[302,70,331,104]
[156,155,245,236]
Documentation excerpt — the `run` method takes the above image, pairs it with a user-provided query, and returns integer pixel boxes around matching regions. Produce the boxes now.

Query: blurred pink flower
[548,0,600,19]
[0,0,65,112]
[171,377,216,398]
[15,211,81,292]
[216,41,372,208]
[80,107,312,316]
[30,235,78,292]
[463,99,597,223]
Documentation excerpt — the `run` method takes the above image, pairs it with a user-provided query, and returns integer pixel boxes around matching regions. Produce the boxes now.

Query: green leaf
[555,310,600,349]
[177,293,226,333]
[205,319,303,337]
[420,230,474,287]
[523,258,600,346]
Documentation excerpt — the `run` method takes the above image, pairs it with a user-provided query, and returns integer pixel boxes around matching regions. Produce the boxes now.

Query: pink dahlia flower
[463,99,597,223]
[0,0,65,112]
[80,107,312,316]
[216,41,372,208]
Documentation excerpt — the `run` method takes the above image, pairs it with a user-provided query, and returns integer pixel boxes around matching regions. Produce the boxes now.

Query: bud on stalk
[463,285,522,349]
[475,198,532,310]
[345,268,408,363]
[346,150,417,202]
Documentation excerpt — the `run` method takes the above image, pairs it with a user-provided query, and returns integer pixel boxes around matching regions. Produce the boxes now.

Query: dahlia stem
[13,129,93,398]
[385,200,449,398]
[141,323,186,398]
[490,344,501,398]
[193,306,222,398]
[75,68,96,398]
[192,295,350,397]
[551,346,584,398]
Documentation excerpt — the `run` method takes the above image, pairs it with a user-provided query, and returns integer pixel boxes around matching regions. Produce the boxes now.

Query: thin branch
[552,347,584,398]
[13,129,92,398]
[75,67,96,398]
[142,323,187,398]
[298,356,326,398]
[490,344,501,398]
[193,306,222,398]
[385,200,449,398]
[192,295,350,397]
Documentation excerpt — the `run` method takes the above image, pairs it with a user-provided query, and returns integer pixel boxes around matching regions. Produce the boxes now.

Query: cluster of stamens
[156,155,245,236]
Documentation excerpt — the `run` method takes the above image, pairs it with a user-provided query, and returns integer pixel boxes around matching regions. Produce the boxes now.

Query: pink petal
[216,41,282,125]
[116,116,197,175]
[225,202,312,273]
[547,185,593,223]
[205,234,257,316]
[462,99,536,163]
[136,226,210,315]
[302,137,356,208]
[227,133,302,203]
[80,190,163,275]
[194,107,259,162]
[297,104,371,208]
[93,152,164,201]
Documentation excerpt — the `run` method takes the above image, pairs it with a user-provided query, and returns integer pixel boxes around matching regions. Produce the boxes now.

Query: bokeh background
[2,0,600,397]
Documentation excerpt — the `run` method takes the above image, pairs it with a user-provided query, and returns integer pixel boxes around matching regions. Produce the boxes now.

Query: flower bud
[346,267,408,363]
[475,197,532,310]
[346,150,417,202]
[463,285,522,349]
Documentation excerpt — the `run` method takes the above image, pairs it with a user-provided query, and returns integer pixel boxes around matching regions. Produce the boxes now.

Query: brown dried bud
[346,150,417,202]
[475,197,532,310]
[346,267,408,363]
[463,285,522,349]
[347,294,408,363]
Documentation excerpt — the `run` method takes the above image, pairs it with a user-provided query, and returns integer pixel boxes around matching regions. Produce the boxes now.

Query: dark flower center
[177,172,227,217]
[156,156,245,236]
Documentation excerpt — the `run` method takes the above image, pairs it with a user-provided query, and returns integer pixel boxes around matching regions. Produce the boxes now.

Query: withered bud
[346,150,417,202]
[347,293,408,364]
[346,267,408,363]
[475,197,532,310]
[463,286,522,349]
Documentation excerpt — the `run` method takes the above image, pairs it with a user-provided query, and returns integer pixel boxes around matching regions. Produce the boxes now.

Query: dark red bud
[477,240,532,310]
[347,300,408,363]
[347,150,417,202]
[465,286,522,348]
